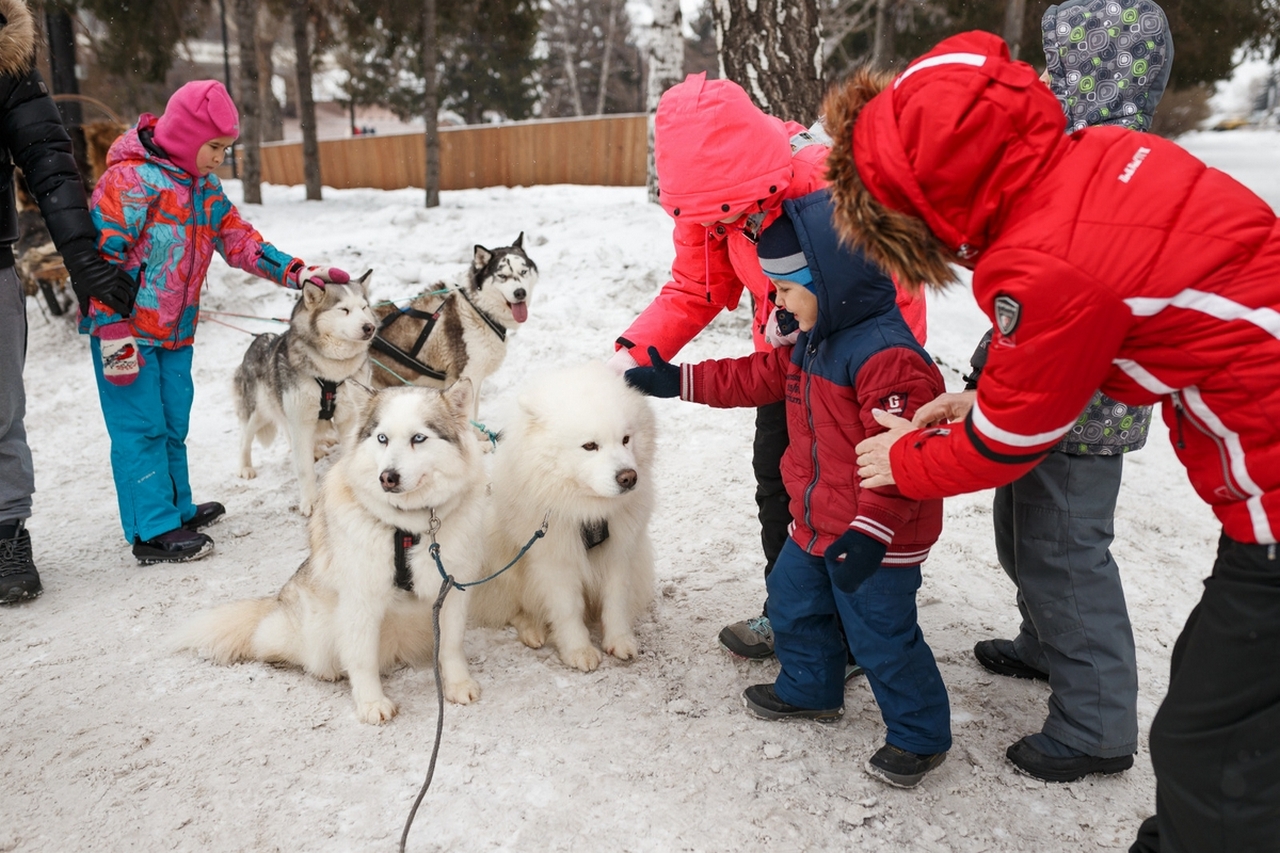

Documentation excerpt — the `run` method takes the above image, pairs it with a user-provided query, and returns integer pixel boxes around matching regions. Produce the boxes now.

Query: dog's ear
[512,232,524,249]
[472,245,493,271]
[444,377,474,419]
[302,280,326,309]
[354,269,373,299]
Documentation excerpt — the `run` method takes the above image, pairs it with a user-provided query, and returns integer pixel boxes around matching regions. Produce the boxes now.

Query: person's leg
[1139,535,1280,853]
[157,346,197,524]
[837,565,951,755]
[1008,451,1138,758]
[91,339,184,542]
[0,266,33,526]
[765,538,846,711]
[753,400,790,589]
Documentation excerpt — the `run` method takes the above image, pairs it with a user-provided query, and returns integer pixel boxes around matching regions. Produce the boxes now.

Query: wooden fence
[257,113,648,191]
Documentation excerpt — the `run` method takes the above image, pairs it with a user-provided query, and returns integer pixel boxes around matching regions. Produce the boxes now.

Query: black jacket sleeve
[0,68,135,315]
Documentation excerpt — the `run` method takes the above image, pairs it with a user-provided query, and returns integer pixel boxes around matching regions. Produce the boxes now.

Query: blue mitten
[624,346,681,398]
[824,529,888,594]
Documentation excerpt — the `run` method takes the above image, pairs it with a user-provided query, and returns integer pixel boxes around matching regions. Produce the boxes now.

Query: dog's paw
[298,498,314,517]
[356,696,398,724]
[512,614,546,649]
[604,634,639,661]
[444,678,482,705]
[313,438,339,460]
[560,644,603,672]
[238,466,257,480]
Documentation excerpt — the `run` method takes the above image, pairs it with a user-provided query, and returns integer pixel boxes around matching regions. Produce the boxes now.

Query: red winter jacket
[616,73,925,367]
[681,190,945,562]
[845,32,1280,546]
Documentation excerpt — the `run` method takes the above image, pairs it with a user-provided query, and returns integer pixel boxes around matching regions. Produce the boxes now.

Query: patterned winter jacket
[680,190,945,563]
[83,114,303,348]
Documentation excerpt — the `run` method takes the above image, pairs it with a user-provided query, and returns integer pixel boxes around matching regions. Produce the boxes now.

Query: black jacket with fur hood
[0,0,135,314]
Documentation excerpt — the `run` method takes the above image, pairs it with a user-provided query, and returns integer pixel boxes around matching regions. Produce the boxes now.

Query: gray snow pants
[993,450,1139,758]
[0,265,33,525]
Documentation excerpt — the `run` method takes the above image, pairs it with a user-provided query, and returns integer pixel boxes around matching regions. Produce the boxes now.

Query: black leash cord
[399,574,453,853]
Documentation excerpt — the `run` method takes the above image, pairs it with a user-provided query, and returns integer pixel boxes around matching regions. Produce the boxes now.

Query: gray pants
[0,265,32,524]
[993,451,1139,758]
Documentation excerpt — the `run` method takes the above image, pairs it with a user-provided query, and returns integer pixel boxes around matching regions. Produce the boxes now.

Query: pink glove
[98,321,144,386]
[763,306,800,348]
[295,265,351,288]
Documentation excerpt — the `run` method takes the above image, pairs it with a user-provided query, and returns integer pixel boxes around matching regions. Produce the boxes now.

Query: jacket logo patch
[994,295,1021,337]
[879,392,908,415]
[1119,146,1151,183]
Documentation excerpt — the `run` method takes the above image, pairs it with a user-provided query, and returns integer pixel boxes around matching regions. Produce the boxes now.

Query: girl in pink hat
[82,79,349,565]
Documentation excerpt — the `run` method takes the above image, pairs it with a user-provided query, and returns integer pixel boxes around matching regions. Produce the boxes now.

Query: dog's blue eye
[377,433,388,444]
[411,434,428,445]
[582,442,598,451]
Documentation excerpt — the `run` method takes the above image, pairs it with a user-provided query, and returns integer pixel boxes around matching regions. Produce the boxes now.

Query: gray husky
[234,273,378,516]
[371,235,537,418]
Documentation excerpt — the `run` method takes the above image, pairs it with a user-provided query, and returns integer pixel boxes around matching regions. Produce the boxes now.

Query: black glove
[60,238,136,317]
[962,329,993,391]
[824,529,888,594]
[624,346,681,398]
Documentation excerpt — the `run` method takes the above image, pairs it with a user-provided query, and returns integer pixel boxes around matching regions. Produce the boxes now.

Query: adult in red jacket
[610,72,925,661]
[825,31,1280,853]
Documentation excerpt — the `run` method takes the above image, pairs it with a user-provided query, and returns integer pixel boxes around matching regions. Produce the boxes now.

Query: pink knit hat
[153,80,240,176]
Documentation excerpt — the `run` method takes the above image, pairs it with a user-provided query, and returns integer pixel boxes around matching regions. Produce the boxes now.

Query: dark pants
[0,266,33,525]
[768,538,951,754]
[993,451,1138,757]
[1130,535,1280,853]
[753,400,791,615]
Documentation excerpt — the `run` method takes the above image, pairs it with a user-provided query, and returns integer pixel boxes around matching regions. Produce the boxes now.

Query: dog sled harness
[315,378,341,420]
[372,305,449,382]
[394,529,419,592]
[456,289,508,342]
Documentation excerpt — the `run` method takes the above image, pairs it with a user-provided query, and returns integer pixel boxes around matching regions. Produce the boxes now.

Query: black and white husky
[234,273,377,516]
[370,235,537,417]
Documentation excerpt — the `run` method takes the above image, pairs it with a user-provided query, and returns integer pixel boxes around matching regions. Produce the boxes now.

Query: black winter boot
[0,520,42,604]
[133,528,214,565]
[182,501,226,531]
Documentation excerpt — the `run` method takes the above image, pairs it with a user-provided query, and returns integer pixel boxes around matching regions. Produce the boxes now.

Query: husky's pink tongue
[510,301,528,323]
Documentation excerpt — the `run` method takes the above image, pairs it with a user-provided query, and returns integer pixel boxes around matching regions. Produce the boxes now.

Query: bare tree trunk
[234,0,262,204]
[645,0,683,202]
[258,6,284,142]
[871,0,894,70]
[422,0,440,208]
[712,0,823,123]
[291,0,322,200]
[562,47,585,117]
[1003,0,1028,61]
[595,0,620,115]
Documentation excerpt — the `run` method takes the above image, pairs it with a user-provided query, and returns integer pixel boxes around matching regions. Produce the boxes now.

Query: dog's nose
[380,469,401,491]
[362,323,375,339]
[512,288,526,301]
[615,468,637,491]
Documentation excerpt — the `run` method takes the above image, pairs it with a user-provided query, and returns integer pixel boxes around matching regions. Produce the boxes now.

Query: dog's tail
[172,598,279,664]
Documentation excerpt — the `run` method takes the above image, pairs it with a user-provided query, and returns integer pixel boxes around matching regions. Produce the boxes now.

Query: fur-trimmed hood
[0,0,34,80]
[824,31,1067,292]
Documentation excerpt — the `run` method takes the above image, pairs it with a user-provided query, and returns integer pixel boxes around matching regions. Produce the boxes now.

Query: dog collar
[315,378,342,420]
[580,519,610,550]
[456,289,508,342]
[394,529,419,592]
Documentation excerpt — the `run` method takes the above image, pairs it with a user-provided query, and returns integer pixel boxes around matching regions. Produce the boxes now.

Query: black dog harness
[394,528,419,592]
[315,378,341,420]
[580,519,610,551]
[456,289,507,342]
[371,305,449,382]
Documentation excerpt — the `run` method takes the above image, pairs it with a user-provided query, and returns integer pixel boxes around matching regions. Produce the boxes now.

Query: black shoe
[865,744,948,788]
[742,683,843,723]
[719,615,775,659]
[974,639,1049,681]
[0,521,42,604]
[182,501,226,531]
[133,528,215,565]
[1006,736,1134,783]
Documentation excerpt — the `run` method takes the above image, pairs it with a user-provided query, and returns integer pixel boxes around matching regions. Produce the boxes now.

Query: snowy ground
[0,131,1268,852]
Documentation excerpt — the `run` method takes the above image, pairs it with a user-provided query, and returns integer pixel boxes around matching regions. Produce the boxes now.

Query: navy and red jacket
[679,189,945,563]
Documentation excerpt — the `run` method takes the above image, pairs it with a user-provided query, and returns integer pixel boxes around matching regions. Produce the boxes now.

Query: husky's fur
[234,274,378,515]
[176,382,487,724]
[470,363,657,672]
[370,235,537,417]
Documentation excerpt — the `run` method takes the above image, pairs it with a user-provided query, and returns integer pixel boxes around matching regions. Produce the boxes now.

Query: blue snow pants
[90,339,198,543]
[768,537,951,755]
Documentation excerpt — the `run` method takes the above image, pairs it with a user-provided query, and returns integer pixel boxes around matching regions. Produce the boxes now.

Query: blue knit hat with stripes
[757,213,814,290]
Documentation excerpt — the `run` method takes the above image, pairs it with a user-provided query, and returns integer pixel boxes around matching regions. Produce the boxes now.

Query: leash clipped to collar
[315,378,341,420]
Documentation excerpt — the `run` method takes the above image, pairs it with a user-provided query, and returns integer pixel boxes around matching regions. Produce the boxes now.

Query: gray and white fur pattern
[175,382,488,724]
[234,273,377,516]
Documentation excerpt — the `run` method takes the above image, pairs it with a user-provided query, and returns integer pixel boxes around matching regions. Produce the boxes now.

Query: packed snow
[0,129,1268,852]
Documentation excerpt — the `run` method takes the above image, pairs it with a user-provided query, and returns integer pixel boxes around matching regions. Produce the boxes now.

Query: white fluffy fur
[176,383,487,724]
[470,362,657,671]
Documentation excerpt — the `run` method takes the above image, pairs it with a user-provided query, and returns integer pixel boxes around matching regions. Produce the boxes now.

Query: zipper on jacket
[800,344,820,553]
[1171,390,1248,501]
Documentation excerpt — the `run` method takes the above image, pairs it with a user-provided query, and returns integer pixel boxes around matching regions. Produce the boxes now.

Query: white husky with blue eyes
[470,362,657,672]
[176,382,487,724]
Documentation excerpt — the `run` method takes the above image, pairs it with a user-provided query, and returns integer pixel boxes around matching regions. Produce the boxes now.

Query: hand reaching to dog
[854,408,915,489]
[624,346,681,398]
[295,265,351,288]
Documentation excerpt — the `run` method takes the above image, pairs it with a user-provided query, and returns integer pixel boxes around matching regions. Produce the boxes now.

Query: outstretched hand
[624,346,681,398]
[855,408,914,489]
